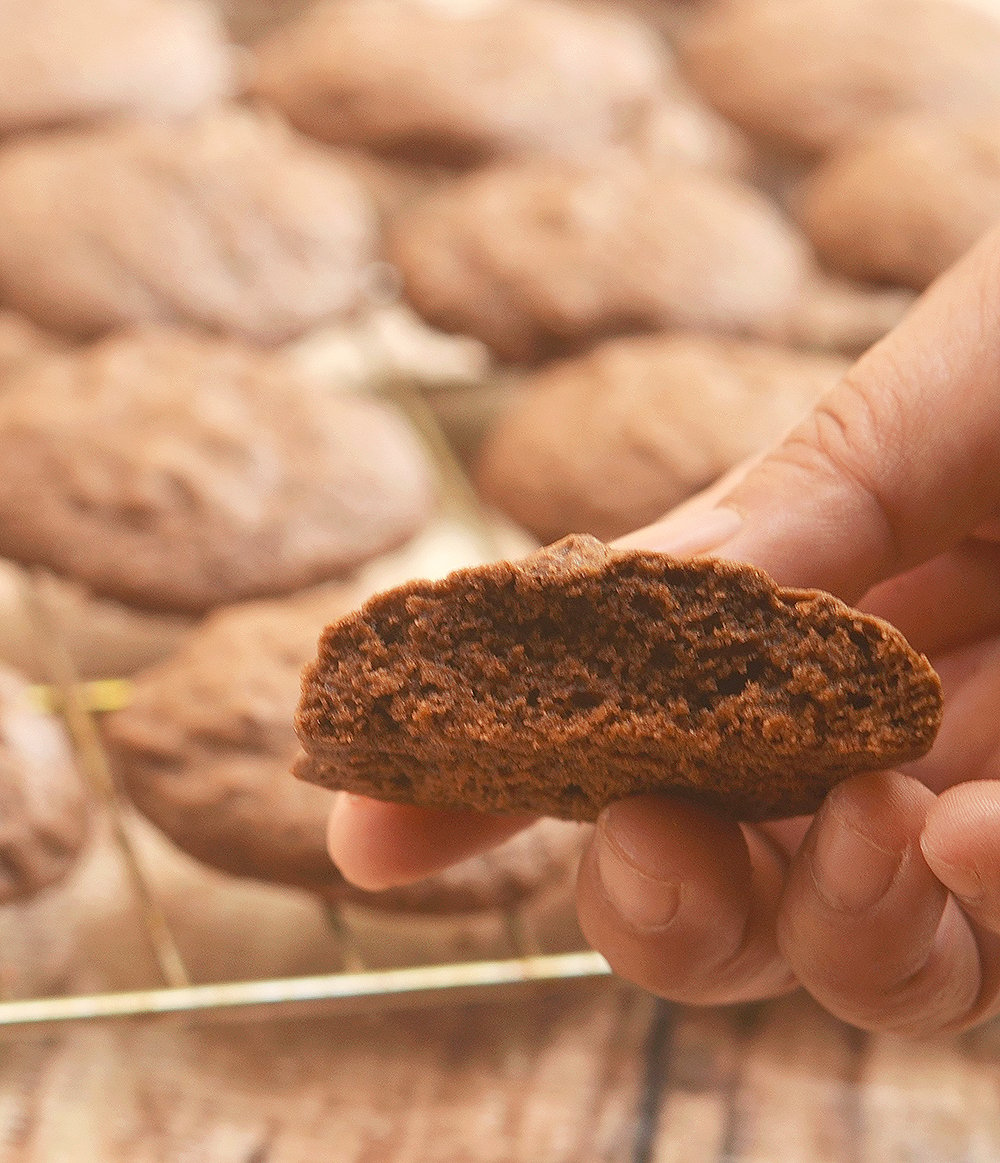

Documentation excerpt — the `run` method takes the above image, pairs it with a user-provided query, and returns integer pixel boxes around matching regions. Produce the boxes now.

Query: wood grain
[0,982,652,1163]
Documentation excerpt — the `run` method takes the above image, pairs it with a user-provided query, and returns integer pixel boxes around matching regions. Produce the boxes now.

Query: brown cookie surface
[106,586,582,911]
[0,108,378,343]
[0,328,433,612]
[0,664,90,904]
[475,333,849,543]
[0,311,65,386]
[390,157,810,362]
[251,0,667,165]
[295,535,943,822]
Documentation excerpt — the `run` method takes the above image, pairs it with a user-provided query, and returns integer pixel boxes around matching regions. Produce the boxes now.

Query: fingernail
[596,831,683,933]
[919,838,985,904]
[810,814,902,913]
[615,506,743,557]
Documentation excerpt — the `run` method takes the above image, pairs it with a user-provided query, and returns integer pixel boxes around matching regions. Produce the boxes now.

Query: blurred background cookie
[250,0,668,165]
[0,108,378,343]
[796,115,1000,289]
[678,0,1000,156]
[390,156,812,362]
[0,328,434,613]
[105,586,366,890]
[0,0,233,134]
[0,560,194,681]
[0,663,90,905]
[475,333,848,542]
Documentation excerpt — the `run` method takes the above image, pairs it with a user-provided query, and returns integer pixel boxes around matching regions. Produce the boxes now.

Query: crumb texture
[296,535,943,821]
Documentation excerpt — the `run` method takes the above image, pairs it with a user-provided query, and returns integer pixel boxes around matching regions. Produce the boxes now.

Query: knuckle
[772,369,909,568]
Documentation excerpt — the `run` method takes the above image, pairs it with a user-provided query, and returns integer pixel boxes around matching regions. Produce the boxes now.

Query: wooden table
[0,815,998,1162]
[0,984,998,1161]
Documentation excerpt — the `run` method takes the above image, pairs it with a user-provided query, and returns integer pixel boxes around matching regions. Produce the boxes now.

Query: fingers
[778,771,985,1036]
[904,633,1000,794]
[859,537,1000,656]
[623,222,1000,598]
[922,781,1000,934]
[577,795,796,1006]
[326,793,537,890]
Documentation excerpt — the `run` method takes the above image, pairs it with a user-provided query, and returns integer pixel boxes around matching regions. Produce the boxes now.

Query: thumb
[621,224,1000,601]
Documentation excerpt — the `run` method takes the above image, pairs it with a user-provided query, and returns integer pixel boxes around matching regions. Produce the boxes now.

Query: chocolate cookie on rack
[390,157,811,362]
[678,0,1000,156]
[0,663,90,903]
[0,328,434,613]
[797,115,1000,291]
[105,586,583,912]
[251,0,667,165]
[0,0,232,134]
[295,535,943,822]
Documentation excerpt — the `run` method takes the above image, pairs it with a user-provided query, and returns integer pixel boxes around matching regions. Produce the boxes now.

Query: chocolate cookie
[679,0,1000,155]
[760,273,915,358]
[295,535,943,822]
[0,108,378,343]
[475,333,849,543]
[0,559,194,682]
[0,329,434,612]
[390,157,810,362]
[0,664,90,903]
[106,586,583,911]
[251,0,667,165]
[0,0,232,134]
[106,587,370,889]
[797,116,1000,290]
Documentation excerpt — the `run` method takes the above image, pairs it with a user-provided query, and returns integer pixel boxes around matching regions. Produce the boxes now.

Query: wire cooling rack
[0,364,610,1034]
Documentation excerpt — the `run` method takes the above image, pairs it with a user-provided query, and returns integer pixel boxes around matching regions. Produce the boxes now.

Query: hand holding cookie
[326,221,1000,1035]
[586,220,1000,1036]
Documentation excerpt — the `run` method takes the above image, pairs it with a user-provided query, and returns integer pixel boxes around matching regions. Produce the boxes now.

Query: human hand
[328,222,1000,1035]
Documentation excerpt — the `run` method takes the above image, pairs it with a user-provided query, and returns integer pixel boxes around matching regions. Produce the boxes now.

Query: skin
[327,220,1000,1037]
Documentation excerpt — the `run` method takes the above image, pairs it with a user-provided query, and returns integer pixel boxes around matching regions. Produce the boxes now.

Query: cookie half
[295,535,943,821]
